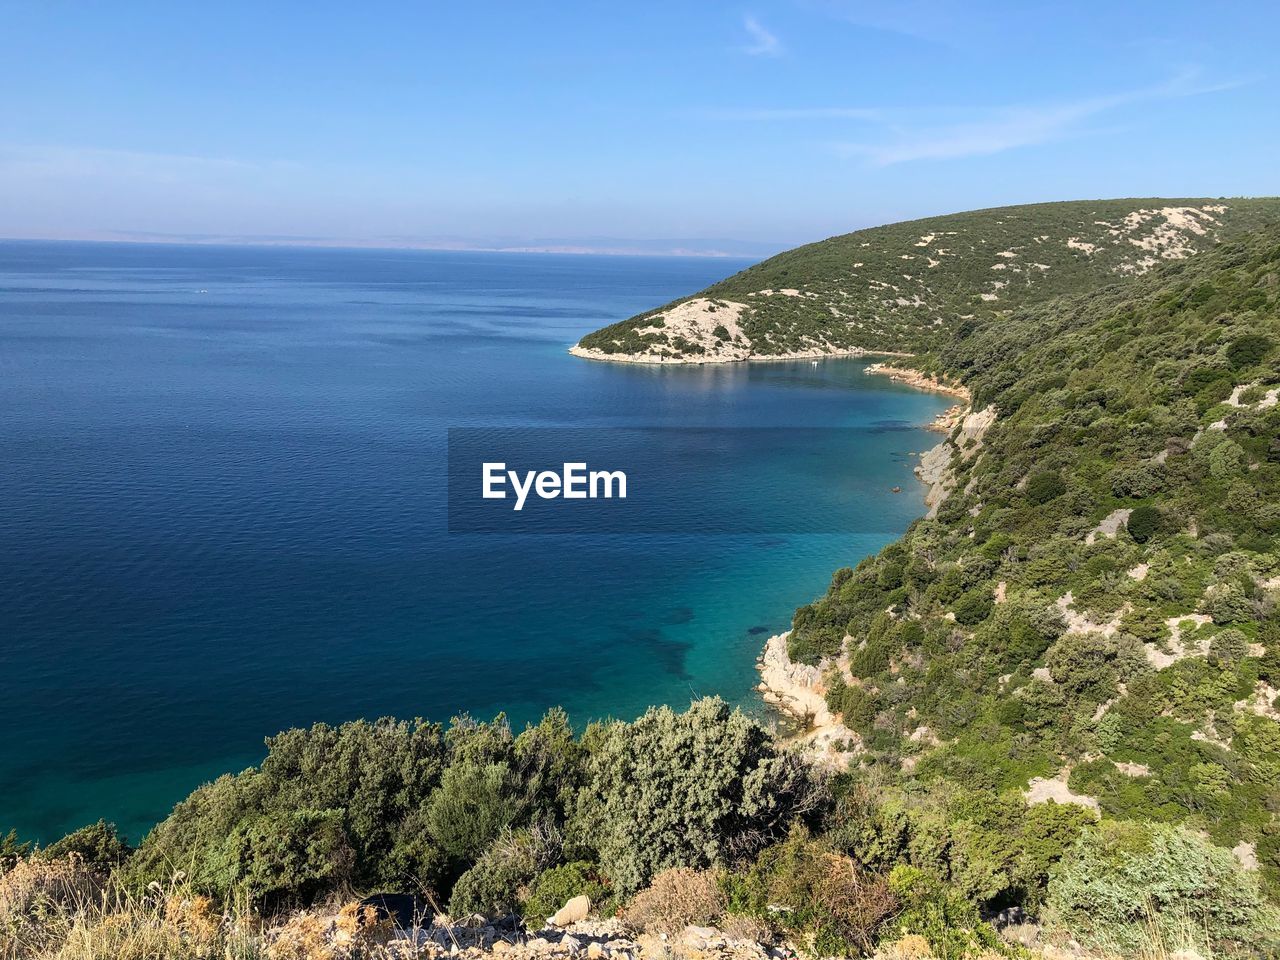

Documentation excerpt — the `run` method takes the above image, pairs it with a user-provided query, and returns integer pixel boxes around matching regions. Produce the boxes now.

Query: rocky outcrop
[755,633,859,769]
[912,403,997,518]
[755,632,831,726]
[864,363,970,400]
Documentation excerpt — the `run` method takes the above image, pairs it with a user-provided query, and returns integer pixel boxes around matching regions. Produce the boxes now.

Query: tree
[1208,628,1249,668]
[39,820,131,871]
[952,589,994,626]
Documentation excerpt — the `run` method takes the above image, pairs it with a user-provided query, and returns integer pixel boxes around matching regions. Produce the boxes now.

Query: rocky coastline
[568,344,911,365]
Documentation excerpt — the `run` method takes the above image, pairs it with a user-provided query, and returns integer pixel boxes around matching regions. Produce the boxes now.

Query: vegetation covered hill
[575,198,1280,361]
[790,220,1280,924]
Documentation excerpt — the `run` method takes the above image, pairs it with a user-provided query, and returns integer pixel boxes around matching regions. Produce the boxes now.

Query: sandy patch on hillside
[1055,592,1124,637]
[1025,769,1099,811]
[1086,508,1132,545]
[1235,681,1280,722]
[1235,841,1260,871]
[1145,614,1213,669]
[1227,382,1280,409]
[632,298,751,359]
[1115,761,1151,777]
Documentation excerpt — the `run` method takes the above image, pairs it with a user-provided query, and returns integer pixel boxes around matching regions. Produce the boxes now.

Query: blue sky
[1,1,1277,253]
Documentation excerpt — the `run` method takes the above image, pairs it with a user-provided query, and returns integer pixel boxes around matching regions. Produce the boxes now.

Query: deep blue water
[0,241,950,844]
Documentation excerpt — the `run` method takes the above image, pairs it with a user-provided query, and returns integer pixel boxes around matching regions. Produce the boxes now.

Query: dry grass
[0,857,262,960]
[622,868,724,935]
[0,856,445,960]
[0,856,105,959]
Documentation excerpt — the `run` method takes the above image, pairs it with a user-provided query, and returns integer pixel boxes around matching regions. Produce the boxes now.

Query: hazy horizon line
[0,229,791,260]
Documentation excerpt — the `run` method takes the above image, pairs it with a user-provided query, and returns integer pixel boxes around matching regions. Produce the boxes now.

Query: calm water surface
[0,241,950,842]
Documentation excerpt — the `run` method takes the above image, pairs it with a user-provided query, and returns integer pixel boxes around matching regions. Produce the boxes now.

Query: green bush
[1126,505,1162,543]
[522,860,613,927]
[1,829,30,873]
[571,698,824,895]
[883,865,1005,960]
[1208,628,1249,668]
[827,680,878,734]
[126,712,577,908]
[448,827,560,919]
[1026,471,1066,505]
[725,830,897,957]
[427,762,522,862]
[1226,334,1273,369]
[952,589,993,626]
[38,821,131,871]
[223,808,354,912]
[1045,821,1280,955]
[1205,582,1253,625]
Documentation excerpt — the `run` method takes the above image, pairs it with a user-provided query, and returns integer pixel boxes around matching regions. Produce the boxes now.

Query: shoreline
[751,359,975,745]
[568,343,913,365]
[862,361,971,400]
[755,632,859,768]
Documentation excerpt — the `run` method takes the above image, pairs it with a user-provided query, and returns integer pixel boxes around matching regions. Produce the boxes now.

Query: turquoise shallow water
[0,241,950,843]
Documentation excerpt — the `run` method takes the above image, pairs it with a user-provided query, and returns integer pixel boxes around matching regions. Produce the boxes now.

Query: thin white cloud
[713,106,881,121]
[742,15,783,57]
[0,144,262,182]
[720,69,1250,165]
[849,71,1247,165]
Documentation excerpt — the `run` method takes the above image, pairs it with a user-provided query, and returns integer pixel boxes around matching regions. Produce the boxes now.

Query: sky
[1,1,1278,255]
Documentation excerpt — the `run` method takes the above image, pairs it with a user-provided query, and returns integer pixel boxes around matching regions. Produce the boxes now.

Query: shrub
[1226,334,1273,369]
[1026,471,1066,505]
[1044,821,1280,956]
[1204,582,1252,625]
[0,831,29,874]
[1126,505,1162,543]
[427,761,522,863]
[223,808,354,912]
[522,861,613,927]
[39,820,131,871]
[1044,633,1147,705]
[128,716,453,902]
[448,826,560,919]
[1208,628,1249,668]
[571,698,825,895]
[1111,464,1165,499]
[623,867,723,934]
[883,865,1003,960]
[828,681,878,734]
[727,832,897,957]
[952,589,993,626]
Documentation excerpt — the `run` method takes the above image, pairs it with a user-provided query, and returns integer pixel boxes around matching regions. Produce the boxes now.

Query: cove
[0,240,952,844]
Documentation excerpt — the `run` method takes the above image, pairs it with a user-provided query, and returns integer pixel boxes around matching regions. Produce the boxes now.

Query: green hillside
[576,198,1280,360]
[790,220,1280,906]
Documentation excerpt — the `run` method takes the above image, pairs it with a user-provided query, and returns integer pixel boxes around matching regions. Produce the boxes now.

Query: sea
[0,240,951,843]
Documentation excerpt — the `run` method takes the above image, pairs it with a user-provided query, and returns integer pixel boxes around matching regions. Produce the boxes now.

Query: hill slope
[784,219,1280,901]
[574,198,1280,362]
